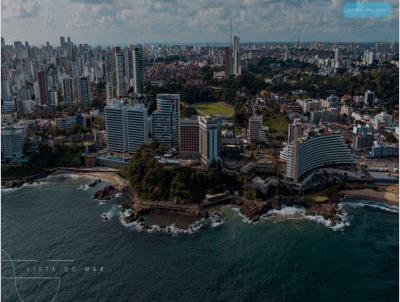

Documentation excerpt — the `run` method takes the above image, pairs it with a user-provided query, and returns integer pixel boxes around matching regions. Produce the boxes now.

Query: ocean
[1,176,398,302]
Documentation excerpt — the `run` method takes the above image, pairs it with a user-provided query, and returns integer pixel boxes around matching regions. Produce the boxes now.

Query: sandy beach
[52,167,129,190]
[340,185,399,205]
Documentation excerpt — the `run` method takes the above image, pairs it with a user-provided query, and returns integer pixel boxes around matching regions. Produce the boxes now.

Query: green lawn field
[193,102,234,118]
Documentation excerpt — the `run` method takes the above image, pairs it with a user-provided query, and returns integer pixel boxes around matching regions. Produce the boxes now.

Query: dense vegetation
[2,143,84,179]
[248,58,317,76]
[262,104,289,140]
[120,144,242,203]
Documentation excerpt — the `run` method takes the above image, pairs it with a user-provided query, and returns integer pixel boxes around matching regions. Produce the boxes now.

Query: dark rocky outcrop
[1,172,50,189]
[94,185,119,200]
[239,201,270,222]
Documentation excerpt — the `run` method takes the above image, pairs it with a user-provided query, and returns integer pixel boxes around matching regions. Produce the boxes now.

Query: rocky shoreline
[119,194,351,232]
[94,185,121,200]
[1,171,52,189]
[3,168,396,233]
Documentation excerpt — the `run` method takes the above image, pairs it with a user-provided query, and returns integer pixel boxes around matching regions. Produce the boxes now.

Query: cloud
[2,0,42,20]
[2,0,399,43]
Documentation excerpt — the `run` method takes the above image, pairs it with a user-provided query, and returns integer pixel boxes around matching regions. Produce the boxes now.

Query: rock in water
[94,185,119,200]
[240,201,269,222]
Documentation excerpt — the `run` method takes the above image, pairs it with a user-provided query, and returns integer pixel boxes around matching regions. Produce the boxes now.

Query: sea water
[1,177,398,301]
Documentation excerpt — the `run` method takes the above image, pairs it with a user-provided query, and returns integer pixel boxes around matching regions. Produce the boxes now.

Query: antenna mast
[230,17,233,48]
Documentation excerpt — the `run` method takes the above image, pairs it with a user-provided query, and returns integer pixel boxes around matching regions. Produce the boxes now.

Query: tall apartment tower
[60,36,66,49]
[248,114,263,143]
[153,94,180,152]
[199,116,221,166]
[126,104,148,153]
[223,47,232,78]
[36,71,48,105]
[364,90,375,107]
[124,48,133,85]
[232,35,241,76]
[1,68,11,102]
[105,101,148,153]
[105,102,126,152]
[132,44,144,95]
[288,119,304,144]
[106,82,114,101]
[180,117,200,159]
[61,76,74,104]
[78,76,92,106]
[124,44,144,95]
[114,47,126,98]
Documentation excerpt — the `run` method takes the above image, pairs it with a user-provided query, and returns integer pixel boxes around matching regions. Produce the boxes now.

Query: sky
[1,0,399,46]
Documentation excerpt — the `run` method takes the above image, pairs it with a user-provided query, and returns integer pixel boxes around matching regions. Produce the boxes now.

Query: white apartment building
[1,125,27,160]
[199,116,221,166]
[152,94,180,152]
[105,100,148,154]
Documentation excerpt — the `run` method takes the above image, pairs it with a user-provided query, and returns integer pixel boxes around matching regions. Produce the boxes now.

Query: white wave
[101,212,113,221]
[2,179,50,193]
[46,173,82,181]
[265,206,306,217]
[340,201,399,214]
[77,184,90,191]
[231,207,254,224]
[209,213,224,228]
[118,209,207,235]
[232,205,350,231]
[1,187,20,193]
[22,180,49,187]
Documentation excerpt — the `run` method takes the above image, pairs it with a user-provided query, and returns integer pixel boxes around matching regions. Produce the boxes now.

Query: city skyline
[1,0,399,45]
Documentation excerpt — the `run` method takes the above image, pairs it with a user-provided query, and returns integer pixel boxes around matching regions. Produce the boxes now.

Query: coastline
[51,168,129,190]
[339,185,399,205]
[3,167,398,233]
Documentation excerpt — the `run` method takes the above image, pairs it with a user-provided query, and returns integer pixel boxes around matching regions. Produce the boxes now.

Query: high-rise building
[232,35,241,75]
[126,104,149,153]
[223,47,232,78]
[288,119,304,144]
[61,76,74,104]
[78,76,92,106]
[1,125,27,160]
[36,71,48,105]
[60,36,65,49]
[354,134,374,152]
[124,45,144,95]
[1,69,11,102]
[124,48,133,81]
[280,132,355,183]
[199,116,221,166]
[114,47,126,98]
[248,114,263,143]
[153,94,180,152]
[180,117,199,159]
[105,101,148,153]
[106,82,114,101]
[132,44,144,95]
[374,111,392,127]
[105,102,126,153]
[364,90,375,107]
[363,50,374,65]
[334,48,341,68]
[49,91,58,106]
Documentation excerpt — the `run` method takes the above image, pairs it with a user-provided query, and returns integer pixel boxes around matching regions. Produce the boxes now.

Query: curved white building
[281,133,355,182]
